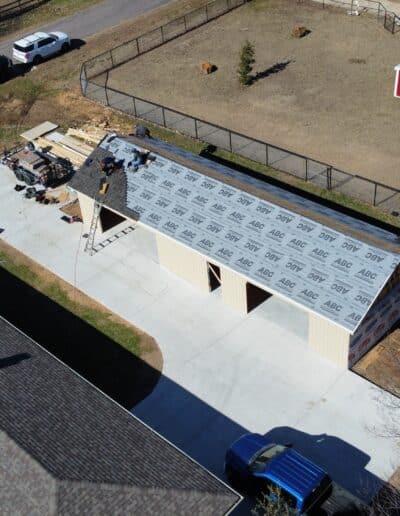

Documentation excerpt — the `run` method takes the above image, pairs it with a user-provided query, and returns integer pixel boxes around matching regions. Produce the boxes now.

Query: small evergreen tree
[238,40,255,86]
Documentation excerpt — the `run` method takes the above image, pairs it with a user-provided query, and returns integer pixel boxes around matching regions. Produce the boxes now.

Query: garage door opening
[246,282,272,312]
[207,262,221,291]
[99,207,126,233]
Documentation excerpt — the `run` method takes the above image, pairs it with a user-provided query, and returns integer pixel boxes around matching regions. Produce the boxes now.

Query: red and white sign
[394,64,400,98]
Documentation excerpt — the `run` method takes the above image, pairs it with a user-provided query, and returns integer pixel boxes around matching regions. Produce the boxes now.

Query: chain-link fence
[0,0,50,22]
[80,0,400,214]
[312,0,400,34]
[81,0,247,84]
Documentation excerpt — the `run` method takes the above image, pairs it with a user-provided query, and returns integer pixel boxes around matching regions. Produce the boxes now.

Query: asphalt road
[0,0,170,56]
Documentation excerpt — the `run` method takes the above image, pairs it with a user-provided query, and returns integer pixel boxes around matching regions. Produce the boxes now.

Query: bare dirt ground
[108,0,400,189]
[353,327,400,397]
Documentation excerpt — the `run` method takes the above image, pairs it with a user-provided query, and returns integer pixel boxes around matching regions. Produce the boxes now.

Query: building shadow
[264,427,382,501]
[0,352,30,368]
[199,145,400,237]
[0,266,161,408]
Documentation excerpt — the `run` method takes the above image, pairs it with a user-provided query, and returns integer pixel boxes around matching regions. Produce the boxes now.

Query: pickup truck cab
[225,433,332,514]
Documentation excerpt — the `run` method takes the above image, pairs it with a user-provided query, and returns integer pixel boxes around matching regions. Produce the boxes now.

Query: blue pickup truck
[225,433,365,514]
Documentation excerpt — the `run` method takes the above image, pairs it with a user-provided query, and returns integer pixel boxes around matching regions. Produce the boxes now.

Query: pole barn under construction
[70,134,400,369]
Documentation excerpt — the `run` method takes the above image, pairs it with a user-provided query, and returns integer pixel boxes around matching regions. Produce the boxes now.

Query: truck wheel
[33,55,42,66]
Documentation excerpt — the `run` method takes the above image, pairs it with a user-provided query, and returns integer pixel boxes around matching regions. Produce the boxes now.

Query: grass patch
[0,248,141,356]
[0,77,48,103]
[0,125,28,147]
[0,0,104,38]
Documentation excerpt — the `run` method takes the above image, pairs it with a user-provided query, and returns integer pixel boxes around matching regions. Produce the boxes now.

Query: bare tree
[251,485,298,516]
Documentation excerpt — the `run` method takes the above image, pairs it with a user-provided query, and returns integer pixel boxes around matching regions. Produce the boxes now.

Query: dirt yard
[108,0,400,189]
[353,327,400,397]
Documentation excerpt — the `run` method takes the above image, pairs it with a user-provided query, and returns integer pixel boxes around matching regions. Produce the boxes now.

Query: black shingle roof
[0,317,241,515]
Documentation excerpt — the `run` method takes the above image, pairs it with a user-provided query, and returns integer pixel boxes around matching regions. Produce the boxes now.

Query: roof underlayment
[77,135,400,334]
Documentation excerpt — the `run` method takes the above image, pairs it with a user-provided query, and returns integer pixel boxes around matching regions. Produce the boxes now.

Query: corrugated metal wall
[221,267,248,312]
[77,192,94,228]
[309,313,351,367]
[156,234,210,292]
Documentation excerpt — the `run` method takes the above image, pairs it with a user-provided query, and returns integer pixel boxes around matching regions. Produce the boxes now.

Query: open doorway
[99,206,126,233]
[207,262,221,291]
[246,282,272,312]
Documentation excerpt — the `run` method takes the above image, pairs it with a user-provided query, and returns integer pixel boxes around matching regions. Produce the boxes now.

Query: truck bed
[313,482,366,515]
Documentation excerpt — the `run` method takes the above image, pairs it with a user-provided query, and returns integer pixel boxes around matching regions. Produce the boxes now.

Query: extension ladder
[84,197,105,255]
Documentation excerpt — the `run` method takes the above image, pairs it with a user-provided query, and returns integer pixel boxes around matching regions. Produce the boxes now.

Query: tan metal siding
[156,234,210,292]
[77,192,95,228]
[308,313,351,368]
[221,267,248,313]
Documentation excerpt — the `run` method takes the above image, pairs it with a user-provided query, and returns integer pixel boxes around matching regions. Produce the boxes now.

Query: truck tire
[33,55,42,66]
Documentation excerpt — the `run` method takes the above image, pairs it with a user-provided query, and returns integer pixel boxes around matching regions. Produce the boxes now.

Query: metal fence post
[373,183,378,206]
[160,25,164,43]
[265,144,269,166]
[162,107,166,127]
[132,96,137,117]
[305,158,308,181]
[327,166,332,190]
[229,131,232,152]
[104,71,110,106]
[194,119,199,139]
[110,50,114,68]
[136,38,140,55]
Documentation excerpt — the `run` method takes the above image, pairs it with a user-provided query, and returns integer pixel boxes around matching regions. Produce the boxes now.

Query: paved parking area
[0,164,399,502]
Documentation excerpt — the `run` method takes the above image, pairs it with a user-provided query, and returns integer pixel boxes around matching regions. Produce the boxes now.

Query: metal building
[70,135,400,369]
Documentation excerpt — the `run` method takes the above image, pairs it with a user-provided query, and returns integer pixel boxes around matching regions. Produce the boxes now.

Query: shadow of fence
[0,0,50,22]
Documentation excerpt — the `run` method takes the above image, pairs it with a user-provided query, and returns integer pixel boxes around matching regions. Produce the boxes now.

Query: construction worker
[135,125,151,138]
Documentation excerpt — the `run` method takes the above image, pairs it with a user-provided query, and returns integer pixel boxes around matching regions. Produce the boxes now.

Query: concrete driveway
[0,164,399,503]
[0,0,170,56]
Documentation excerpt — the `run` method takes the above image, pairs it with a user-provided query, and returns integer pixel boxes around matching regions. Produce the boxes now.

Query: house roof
[69,135,400,333]
[0,317,241,515]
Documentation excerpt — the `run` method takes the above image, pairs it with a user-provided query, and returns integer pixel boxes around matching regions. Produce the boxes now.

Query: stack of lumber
[19,122,110,168]
[66,126,108,146]
[36,132,94,167]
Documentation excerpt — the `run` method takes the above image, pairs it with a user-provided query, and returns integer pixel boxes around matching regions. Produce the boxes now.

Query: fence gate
[384,12,400,34]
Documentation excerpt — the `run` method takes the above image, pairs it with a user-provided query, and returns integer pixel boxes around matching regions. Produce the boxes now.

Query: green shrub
[238,40,255,86]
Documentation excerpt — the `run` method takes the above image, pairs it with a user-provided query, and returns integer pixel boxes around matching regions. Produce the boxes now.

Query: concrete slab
[0,164,399,502]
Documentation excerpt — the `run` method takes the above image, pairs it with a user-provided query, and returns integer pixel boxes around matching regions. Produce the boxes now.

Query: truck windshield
[249,444,287,473]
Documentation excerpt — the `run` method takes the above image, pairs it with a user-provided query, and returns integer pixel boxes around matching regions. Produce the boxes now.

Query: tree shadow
[252,60,292,83]
[0,266,161,409]
[0,352,30,368]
